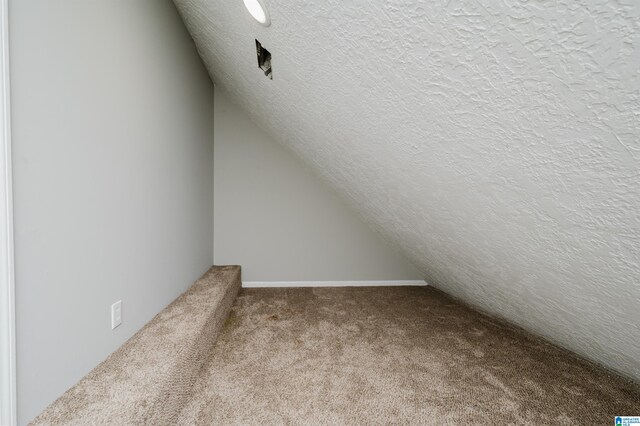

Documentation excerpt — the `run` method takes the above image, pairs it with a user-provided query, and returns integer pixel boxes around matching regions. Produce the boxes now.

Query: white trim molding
[0,0,15,423]
[243,280,427,288]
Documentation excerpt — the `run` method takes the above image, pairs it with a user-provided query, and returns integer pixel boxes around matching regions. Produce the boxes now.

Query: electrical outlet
[111,300,122,330]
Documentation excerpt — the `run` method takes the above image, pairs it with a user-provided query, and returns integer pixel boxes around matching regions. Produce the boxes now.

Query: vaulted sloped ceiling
[173,0,640,380]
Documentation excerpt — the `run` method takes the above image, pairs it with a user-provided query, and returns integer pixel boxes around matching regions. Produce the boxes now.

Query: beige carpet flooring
[177,286,640,425]
[32,266,241,426]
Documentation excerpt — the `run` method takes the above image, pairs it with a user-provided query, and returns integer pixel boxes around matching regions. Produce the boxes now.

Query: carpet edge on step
[30,265,242,426]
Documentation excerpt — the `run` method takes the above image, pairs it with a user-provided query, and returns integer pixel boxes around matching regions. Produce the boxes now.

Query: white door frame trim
[0,0,15,423]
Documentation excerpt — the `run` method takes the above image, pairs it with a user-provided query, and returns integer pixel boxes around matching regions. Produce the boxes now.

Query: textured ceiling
[173,0,640,380]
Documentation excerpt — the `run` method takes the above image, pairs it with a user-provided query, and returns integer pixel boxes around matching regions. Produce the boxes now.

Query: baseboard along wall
[242,280,427,288]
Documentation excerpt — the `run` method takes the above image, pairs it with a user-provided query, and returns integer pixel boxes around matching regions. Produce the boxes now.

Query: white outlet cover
[111,300,122,330]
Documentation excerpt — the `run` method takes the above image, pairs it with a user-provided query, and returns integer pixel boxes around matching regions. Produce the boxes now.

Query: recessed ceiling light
[243,0,271,27]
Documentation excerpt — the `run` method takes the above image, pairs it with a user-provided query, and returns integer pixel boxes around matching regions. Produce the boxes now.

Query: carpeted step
[30,265,241,426]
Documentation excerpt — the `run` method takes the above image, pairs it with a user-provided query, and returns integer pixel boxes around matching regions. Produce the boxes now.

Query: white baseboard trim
[242,280,427,288]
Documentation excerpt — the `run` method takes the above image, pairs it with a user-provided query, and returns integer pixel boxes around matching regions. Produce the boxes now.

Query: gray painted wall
[10,1,214,423]
[175,1,640,381]
[214,87,421,282]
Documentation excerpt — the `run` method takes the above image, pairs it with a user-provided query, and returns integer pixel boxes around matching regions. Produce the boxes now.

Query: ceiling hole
[255,40,272,80]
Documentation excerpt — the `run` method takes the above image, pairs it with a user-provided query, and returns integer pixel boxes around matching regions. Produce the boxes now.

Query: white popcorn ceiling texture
[173,0,640,380]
